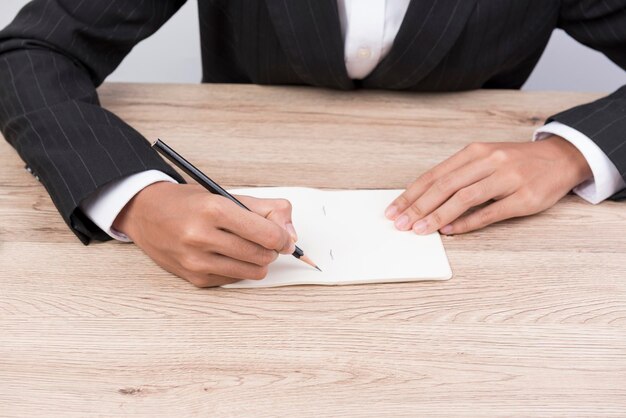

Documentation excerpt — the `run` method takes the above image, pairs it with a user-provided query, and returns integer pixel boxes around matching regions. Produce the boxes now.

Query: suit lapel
[264,0,353,89]
[363,0,478,89]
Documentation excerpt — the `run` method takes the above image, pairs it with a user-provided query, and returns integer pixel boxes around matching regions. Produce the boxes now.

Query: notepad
[222,188,452,288]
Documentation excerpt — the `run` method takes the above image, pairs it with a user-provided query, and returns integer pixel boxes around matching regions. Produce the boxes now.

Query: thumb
[235,196,298,242]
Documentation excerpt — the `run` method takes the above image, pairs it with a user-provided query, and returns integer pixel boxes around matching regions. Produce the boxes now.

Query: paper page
[223,188,452,288]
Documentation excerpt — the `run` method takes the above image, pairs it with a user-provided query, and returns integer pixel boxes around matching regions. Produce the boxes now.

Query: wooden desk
[1,84,625,417]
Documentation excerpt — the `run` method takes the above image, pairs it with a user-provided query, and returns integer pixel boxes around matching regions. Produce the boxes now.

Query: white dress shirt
[534,122,626,204]
[80,0,626,241]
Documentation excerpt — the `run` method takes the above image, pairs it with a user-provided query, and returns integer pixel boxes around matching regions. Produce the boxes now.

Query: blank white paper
[222,188,452,288]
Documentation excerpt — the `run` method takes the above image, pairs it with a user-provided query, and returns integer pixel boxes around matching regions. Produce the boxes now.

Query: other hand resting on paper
[385,136,592,235]
[113,183,298,287]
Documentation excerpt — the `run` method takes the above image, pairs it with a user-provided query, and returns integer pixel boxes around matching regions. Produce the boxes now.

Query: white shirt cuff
[79,170,179,241]
[534,121,626,204]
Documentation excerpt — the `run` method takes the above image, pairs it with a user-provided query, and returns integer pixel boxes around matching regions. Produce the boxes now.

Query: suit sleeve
[0,0,186,244]
[550,0,626,200]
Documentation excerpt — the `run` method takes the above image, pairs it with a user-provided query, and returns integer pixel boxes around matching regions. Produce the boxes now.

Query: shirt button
[357,47,371,59]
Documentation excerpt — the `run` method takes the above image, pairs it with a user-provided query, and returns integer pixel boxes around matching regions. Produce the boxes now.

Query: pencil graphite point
[299,255,322,272]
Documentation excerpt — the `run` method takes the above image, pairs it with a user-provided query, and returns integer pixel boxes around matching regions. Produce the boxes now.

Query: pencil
[152,139,321,272]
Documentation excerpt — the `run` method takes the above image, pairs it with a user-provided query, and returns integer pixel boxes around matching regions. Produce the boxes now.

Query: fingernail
[440,225,453,235]
[395,214,409,230]
[285,222,298,242]
[413,220,428,235]
[287,241,296,254]
[385,206,398,220]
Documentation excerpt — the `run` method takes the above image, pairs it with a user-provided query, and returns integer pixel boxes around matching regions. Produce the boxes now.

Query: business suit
[0,0,625,244]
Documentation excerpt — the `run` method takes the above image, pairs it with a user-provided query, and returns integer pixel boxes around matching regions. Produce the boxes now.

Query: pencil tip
[299,255,322,272]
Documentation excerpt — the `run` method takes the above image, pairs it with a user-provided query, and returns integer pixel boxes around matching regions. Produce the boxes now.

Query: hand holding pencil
[152,139,320,271]
[112,172,311,288]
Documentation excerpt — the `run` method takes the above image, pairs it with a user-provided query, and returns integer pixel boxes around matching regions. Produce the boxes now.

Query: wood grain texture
[1,83,625,417]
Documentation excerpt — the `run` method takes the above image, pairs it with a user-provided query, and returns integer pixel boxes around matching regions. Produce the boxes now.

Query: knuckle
[250,266,269,281]
[433,176,453,194]
[179,254,205,274]
[394,194,412,210]
[276,198,292,212]
[466,142,488,154]
[418,171,436,187]
[430,211,444,227]
[489,149,509,164]
[456,218,471,233]
[256,246,277,265]
[519,188,540,209]
[180,226,202,245]
[264,228,285,250]
[456,187,477,206]
[405,204,424,219]
[202,198,224,218]
[478,208,495,226]
[188,276,212,288]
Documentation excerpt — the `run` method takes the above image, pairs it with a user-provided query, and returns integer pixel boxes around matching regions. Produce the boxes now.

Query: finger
[236,196,298,241]
[181,252,270,281]
[188,274,240,288]
[214,199,295,254]
[412,175,513,235]
[440,194,525,235]
[211,230,279,267]
[394,159,496,231]
[385,143,490,220]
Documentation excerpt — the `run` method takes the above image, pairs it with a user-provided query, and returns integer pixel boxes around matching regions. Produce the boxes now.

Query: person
[1,0,625,287]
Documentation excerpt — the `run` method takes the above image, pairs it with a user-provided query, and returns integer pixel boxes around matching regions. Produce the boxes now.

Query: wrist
[541,135,593,186]
[113,181,175,237]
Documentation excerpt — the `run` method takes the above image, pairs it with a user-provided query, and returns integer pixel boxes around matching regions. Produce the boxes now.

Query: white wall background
[2,0,625,91]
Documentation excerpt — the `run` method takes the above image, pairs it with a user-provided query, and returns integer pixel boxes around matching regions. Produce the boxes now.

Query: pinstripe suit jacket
[1,0,625,243]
